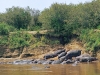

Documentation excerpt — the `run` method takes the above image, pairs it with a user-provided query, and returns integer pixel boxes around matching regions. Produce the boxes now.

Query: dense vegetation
[0,0,100,53]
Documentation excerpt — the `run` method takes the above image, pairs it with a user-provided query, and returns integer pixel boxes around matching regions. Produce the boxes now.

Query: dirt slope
[36,39,85,59]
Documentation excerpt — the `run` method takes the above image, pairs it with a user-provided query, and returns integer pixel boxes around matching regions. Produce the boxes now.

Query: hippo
[43,54,53,59]
[79,57,92,62]
[76,54,91,61]
[54,49,65,55]
[52,53,58,58]
[65,50,81,60]
[43,60,53,65]
[61,59,74,64]
[52,60,61,64]
[59,56,66,62]
[76,56,82,61]
[79,57,97,62]
[13,60,21,65]
[61,61,67,64]
[90,57,97,61]
[80,53,91,57]
[13,60,32,65]
[66,59,75,64]
[32,59,41,64]
[58,52,67,59]
[37,59,46,64]
[75,53,97,62]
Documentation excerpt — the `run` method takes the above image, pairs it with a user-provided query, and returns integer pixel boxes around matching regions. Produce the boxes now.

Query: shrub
[79,29,100,52]
[9,31,33,49]
[0,23,15,35]
[0,23,10,35]
[0,36,8,45]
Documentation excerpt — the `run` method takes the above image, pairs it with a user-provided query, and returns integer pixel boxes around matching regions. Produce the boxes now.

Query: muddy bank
[0,39,99,62]
[0,49,98,65]
[0,45,64,59]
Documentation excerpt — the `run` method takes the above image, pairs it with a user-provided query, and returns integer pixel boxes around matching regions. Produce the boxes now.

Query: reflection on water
[0,62,100,75]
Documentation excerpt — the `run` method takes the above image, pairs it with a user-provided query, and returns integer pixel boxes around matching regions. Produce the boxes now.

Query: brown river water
[0,62,100,75]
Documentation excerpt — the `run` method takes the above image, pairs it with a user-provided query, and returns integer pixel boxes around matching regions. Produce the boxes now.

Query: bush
[28,25,41,31]
[79,29,100,52]
[9,31,33,49]
[97,25,100,30]
[0,36,8,45]
[0,23,15,35]
[0,23,10,35]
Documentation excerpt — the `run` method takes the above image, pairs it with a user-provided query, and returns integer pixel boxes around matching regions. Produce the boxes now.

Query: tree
[25,6,41,30]
[39,3,77,44]
[81,0,100,28]
[6,6,31,29]
[0,23,15,35]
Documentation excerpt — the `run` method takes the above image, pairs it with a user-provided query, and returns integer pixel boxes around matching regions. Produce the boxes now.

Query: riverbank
[0,39,100,63]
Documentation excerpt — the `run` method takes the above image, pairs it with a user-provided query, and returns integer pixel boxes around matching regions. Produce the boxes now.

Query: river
[0,62,100,75]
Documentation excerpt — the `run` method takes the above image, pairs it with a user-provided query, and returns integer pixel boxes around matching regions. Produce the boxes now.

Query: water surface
[0,62,100,75]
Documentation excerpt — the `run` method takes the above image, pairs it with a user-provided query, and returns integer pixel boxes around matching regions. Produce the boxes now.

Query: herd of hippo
[43,49,97,64]
[10,49,98,65]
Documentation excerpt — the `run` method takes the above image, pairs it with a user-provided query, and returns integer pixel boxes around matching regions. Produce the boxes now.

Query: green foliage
[30,35,60,48]
[97,25,100,29]
[1,0,100,52]
[0,23,9,35]
[0,29,60,49]
[0,23,15,35]
[9,31,33,49]
[30,36,46,48]
[28,25,41,31]
[26,7,42,30]
[0,6,41,30]
[6,6,32,29]
[0,36,8,45]
[39,3,72,44]
[39,3,69,32]
[79,29,100,52]
[81,0,100,28]
[39,0,100,45]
